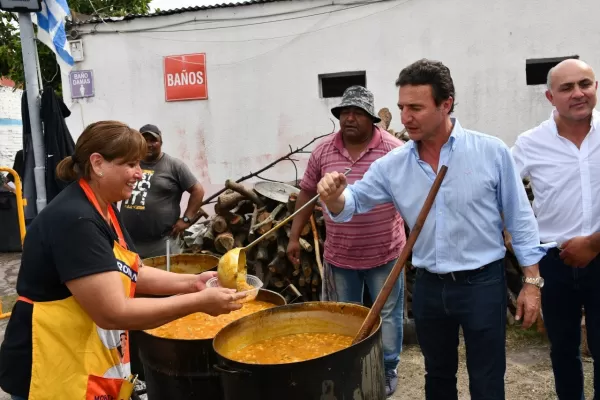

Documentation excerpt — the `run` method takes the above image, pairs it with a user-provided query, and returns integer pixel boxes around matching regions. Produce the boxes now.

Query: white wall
[0,86,23,170]
[63,0,600,198]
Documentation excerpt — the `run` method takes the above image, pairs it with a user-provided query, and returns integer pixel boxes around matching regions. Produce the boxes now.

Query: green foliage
[67,0,151,17]
[0,0,152,91]
[0,12,22,84]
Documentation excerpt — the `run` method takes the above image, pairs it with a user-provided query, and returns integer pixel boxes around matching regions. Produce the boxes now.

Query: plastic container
[207,275,263,303]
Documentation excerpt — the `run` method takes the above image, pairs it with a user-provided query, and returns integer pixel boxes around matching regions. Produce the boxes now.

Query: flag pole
[18,12,47,213]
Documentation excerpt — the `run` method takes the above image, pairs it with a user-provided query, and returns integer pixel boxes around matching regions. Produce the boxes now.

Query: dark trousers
[540,249,600,400]
[412,259,506,400]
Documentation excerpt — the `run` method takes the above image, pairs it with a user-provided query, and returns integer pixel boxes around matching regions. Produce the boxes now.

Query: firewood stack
[183,180,324,302]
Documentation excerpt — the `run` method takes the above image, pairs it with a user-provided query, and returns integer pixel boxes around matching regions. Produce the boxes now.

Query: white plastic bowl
[206,274,263,303]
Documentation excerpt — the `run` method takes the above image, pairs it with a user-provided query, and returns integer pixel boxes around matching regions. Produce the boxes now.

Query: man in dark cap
[287,86,406,396]
[121,124,205,258]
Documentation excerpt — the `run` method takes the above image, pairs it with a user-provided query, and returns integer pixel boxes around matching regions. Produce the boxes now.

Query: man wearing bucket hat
[287,85,407,396]
[121,124,205,259]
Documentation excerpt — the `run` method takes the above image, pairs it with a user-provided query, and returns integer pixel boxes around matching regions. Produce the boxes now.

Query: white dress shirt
[511,109,600,245]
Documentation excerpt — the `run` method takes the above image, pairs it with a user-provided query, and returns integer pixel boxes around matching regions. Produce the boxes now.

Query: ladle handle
[244,168,352,251]
[166,238,171,272]
[352,165,449,345]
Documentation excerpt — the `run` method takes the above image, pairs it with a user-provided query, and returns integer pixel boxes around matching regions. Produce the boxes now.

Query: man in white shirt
[512,58,600,399]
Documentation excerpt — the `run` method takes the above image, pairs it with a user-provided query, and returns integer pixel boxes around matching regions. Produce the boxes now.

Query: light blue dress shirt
[329,119,547,273]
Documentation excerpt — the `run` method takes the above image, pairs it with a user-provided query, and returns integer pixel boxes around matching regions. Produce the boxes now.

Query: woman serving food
[0,121,245,400]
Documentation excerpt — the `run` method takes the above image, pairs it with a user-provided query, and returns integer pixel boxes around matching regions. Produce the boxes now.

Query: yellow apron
[19,179,138,400]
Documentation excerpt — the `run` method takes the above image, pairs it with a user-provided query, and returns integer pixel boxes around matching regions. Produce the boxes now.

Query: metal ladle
[166,238,171,272]
[217,168,352,289]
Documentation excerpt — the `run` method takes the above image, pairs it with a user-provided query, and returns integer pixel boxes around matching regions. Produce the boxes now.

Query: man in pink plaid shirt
[287,85,406,397]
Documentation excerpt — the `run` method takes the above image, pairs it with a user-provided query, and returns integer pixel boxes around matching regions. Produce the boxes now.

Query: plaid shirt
[300,126,406,269]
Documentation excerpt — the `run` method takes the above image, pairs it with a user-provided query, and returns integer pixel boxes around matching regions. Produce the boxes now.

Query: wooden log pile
[183,181,324,302]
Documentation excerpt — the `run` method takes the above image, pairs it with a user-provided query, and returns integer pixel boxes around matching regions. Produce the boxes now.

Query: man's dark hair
[395,59,456,113]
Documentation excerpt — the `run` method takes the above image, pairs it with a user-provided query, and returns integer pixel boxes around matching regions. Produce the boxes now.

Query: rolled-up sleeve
[497,145,546,266]
[327,159,393,223]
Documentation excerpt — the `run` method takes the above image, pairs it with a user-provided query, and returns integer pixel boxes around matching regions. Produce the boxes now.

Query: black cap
[139,124,161,139]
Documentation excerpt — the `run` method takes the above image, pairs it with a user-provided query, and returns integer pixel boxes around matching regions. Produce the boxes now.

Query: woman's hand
[193,271,218,291]
[137,265,218,295]
[67,270,247,330]
[197,287,246,316]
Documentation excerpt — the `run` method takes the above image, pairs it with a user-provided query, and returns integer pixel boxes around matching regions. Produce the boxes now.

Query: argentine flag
[32,0,74,74]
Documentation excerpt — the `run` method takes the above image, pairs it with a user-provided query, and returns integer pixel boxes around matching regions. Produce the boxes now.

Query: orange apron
[20,178,139,400]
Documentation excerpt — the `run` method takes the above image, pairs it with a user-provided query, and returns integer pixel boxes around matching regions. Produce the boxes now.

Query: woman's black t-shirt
[0,182,136,397]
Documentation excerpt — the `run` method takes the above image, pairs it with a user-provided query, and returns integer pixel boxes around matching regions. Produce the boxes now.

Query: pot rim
[141,253,220,270]
[212,301,382,366]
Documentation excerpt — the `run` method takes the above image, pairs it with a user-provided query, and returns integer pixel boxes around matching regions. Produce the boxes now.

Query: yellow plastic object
[0,167,27,320]
[0,299,11,320]
[0,167,26,246]
[217,248,246,289]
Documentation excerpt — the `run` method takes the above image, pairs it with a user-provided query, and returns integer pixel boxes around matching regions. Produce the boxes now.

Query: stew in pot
[145,300,276,340]
[226,332,353,364]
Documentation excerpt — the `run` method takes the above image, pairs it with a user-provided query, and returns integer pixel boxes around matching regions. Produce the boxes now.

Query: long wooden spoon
[352,165,449,344]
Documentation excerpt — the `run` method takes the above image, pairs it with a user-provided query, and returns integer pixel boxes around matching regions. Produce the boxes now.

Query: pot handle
[213,364,252,376]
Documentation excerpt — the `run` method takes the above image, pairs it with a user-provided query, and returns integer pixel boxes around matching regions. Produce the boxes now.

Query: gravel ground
[392,323,594,399]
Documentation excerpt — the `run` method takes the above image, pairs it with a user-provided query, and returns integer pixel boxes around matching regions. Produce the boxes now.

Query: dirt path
[393,328,594,399]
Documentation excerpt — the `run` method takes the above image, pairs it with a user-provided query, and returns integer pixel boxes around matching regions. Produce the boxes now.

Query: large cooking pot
[130,253,220,381]
[142,253,220,273]
[135,289,286,400]
[213,301,385,400]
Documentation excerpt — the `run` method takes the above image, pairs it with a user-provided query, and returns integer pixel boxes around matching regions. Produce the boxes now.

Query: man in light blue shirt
[317,59,547,400]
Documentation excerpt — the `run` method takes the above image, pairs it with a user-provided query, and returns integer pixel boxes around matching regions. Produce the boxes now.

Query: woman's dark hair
[395,59,456,113]
[56,120,146,181]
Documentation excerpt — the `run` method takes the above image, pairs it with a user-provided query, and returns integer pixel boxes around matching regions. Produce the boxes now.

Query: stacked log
[183,182,323,302]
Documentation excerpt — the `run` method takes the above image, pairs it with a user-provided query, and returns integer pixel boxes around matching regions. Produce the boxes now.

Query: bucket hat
[331,85,381,123]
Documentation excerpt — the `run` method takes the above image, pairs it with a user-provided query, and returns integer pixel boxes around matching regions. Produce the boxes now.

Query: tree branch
[201,128,334,206]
